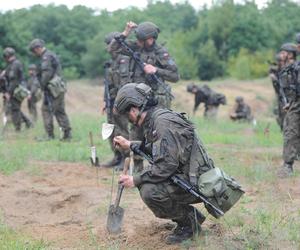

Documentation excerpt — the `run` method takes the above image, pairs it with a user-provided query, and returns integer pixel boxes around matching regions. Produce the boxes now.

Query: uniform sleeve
[7,62,22,94]
[155,47,180,83]
[133,121,180,187]
[108,38,138,57]
[40,54,55,90]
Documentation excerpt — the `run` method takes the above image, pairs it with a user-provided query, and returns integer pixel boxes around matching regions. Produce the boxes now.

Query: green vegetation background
[0,0,299,80]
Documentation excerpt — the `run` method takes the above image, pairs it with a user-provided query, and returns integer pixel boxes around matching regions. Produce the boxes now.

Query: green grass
[0,114,111,175]
[0,219,48,249]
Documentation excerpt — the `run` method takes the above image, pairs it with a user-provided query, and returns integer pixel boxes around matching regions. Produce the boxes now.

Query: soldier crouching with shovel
[113,83,225,244]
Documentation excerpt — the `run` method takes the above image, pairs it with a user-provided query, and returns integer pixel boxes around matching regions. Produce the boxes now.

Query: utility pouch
[198,167,244,218]
[13,85,30,102]
[48,74,66,98]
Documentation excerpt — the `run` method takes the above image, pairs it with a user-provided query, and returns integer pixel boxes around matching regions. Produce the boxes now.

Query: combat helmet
[280,43,297,53]
[296,33,300,44]
[3,47,15,58]
[235,96,244,103]
[104,31,121,45]
[28,64,37,70]
[29,38,45,51]
[135,22,160,41]
[114,83,152,114]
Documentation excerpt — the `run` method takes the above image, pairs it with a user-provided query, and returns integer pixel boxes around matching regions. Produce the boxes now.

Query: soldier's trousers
[204,105,219,119]
[27,98,38,122]
[283,100,300,164]
[139,180,200,225]
[42,93,71,136]
[10,97,31,131]
[107,109,129,158]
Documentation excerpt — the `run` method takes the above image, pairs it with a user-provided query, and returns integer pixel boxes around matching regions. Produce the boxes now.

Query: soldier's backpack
[189,134,244,218]
[197,167,244,218]
[48,74,66,98]
[13,85,30,102]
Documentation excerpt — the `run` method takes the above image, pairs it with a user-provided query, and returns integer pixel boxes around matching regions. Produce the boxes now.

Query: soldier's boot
[133,159,144,173]
[102,152,122,168]
[60,129,72,142]
[166,207,205,245]
[277,162,294,178]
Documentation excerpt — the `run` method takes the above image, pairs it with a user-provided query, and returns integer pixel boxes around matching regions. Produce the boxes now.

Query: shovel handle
[122,157,131,175]
[89,131,94,146]
[114,157,131,208]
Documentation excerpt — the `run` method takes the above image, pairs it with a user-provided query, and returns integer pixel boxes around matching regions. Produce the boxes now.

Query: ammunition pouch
[13,85,30,102]
[197,167,244,218]
[48,74,66,98]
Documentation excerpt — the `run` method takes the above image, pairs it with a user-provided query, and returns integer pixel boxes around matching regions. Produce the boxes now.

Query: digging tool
[89,131,99,167]
[101,122,114,140]
[106,157,130,234]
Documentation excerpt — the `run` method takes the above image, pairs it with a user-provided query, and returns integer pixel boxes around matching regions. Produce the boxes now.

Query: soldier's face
[32,47,43,57]
[280,50,288,61]
[127,107,139,125]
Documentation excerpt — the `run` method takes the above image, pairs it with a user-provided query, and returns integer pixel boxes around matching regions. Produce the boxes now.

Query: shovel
[106,157,130,234]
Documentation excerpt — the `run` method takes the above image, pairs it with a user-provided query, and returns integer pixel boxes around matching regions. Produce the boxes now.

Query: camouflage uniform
[114,83,213,244]
[230,97,252,122]
[109,22,179,171]
[269,58,285,130]
[280,60,300,172]
[4,52,31,131]
[27,65,41,122]
[29,39,71,140]
[187,84,226,118]
[102,32,130,167]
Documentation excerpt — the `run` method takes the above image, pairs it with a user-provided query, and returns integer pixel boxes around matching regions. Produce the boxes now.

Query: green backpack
[198,167,244,218]
[48,74,66,98]
[13,85,30,102]
[189,135,244,218]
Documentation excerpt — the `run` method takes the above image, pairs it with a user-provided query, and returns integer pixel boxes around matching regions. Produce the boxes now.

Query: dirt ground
[0,79,299,249]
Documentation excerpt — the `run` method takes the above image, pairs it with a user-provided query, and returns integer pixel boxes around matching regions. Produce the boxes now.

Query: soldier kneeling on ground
[187,83,226,118]
[113,83,217,244]
[230,96,253,122]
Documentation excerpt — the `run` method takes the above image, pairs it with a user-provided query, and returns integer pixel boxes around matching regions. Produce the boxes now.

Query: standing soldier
[102,32,129,168]
[269,54,285,130]
[230,96,253,122]
[296,33,300,54]
[29,39,72,141]
[3,47,32,131]
[277,43,300,177]
[27,64,42,122]
[108,21,180,172]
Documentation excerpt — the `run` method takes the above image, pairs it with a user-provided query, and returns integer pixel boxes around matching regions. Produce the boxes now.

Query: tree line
[0,0,299,80]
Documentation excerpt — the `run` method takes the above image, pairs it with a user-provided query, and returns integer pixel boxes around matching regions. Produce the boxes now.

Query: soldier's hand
[114,136,131,150]
[123,21,138,37]
[119,174,135,188]
[144,64,157,74]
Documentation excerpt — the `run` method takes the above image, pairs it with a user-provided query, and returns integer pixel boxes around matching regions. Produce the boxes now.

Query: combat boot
[277,162,294,178]
[35,132,55,141]
[166,224,193,244]
[60,129,72,142]
[102,153,122,168]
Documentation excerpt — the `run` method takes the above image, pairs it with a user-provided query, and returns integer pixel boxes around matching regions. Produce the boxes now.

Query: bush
[63,66,80,80]
[227,48,274,80]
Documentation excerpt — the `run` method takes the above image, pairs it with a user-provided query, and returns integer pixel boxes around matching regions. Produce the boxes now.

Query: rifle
[103,62,112,117]
[114,35,174,99]
[129,143,224,217]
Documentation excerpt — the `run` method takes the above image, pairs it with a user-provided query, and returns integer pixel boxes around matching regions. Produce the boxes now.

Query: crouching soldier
[113,83,216,244]
[230,96,253,122]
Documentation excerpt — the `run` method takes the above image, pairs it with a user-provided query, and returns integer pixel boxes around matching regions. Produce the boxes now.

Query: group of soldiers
[186,83,252,121]
[268,33,300,177]
[0,39,71,140]
[102,20,244,244]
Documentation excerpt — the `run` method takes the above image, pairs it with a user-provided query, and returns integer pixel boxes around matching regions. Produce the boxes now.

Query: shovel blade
[101,123,115,140]
[106,205,124,234]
